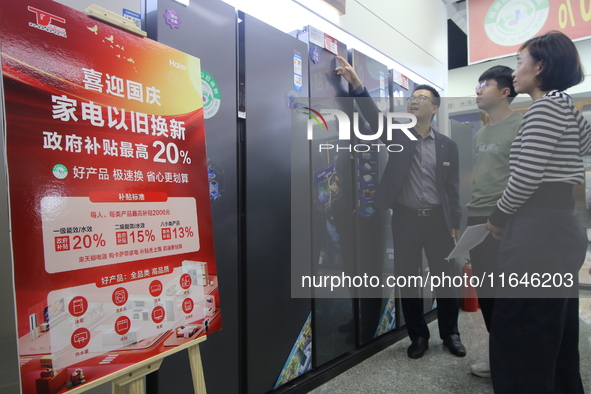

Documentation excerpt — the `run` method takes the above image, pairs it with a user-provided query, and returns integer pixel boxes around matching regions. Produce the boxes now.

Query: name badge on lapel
[443,161,451,167]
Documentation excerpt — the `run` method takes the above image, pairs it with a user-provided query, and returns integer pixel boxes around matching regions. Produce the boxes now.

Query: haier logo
[306,109,417,153]
[170,59,187,71]
[28,6,67,38]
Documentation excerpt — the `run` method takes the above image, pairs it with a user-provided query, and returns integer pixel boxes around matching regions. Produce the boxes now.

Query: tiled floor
[309,293,591,394]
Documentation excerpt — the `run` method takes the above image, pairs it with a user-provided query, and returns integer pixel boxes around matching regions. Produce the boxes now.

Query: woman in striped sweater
[486,31,590,393]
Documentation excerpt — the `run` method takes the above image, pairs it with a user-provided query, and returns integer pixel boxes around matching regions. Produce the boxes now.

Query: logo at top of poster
[484,0,549,46]
[27,6,67,38]
[201,70,221,119]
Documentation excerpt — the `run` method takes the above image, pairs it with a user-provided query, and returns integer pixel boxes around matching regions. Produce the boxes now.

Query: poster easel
[1,1,220,392]
[64,337,207,394]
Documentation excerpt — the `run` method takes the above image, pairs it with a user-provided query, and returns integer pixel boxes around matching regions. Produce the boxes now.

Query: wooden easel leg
[112,359,162,394]
[113,382,126,394]
[112,377,144,394]
[112,382,127,394]
[188,344,207,394]
[127,378,145,394]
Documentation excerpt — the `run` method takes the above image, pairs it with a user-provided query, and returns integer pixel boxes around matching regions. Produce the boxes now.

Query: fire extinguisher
[462,260,479,312]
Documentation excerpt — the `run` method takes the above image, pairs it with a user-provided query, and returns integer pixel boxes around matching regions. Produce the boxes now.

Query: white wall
[334,0,449,89]
[449,38,591,99]
[219,0,449,90]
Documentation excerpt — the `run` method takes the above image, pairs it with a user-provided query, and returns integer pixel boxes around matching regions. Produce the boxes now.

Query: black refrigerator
[145,1,240,393]
[291,25,357,365]
[240,12,313,394]
[349,49,397,345]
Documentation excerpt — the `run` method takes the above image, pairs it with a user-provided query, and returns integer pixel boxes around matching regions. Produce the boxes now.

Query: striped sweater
[489,90,591,227]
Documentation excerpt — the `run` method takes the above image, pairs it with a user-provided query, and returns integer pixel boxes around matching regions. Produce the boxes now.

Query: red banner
[468,0,591,64]
[0,1,221,392]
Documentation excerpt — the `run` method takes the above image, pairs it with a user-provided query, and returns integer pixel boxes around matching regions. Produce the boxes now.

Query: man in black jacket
[336,56,464,359]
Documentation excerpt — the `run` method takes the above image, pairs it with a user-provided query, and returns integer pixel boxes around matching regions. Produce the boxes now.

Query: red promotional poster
[0,1,221,392]
[468,0,591,64]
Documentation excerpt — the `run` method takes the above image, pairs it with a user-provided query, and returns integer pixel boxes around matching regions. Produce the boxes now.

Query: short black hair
[413,84,440,106]
[479,65,517,100]
[519,30,585,92]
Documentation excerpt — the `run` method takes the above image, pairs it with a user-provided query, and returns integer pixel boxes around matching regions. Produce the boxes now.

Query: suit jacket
[353,88,461,231]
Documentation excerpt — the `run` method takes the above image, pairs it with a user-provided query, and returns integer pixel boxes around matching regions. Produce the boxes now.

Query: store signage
[468,0,591,64]
[0,1,220,392]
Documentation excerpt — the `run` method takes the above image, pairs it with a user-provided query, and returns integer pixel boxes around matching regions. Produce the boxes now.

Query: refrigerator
[449,119,474,259]
[145,1,239,393]
[292,25,356,365]
[349,49,396,345]
[240,12,313,393]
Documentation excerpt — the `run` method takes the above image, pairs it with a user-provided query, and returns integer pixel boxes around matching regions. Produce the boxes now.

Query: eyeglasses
[475,81,499,92]
[406,95,433,104]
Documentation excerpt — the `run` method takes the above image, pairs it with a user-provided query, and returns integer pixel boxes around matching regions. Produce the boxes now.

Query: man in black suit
[336,56,464,359]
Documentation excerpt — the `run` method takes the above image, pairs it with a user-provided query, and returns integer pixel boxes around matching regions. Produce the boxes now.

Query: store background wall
[333,0,448,90]
[448,39,591,98]
[220,0,449,90]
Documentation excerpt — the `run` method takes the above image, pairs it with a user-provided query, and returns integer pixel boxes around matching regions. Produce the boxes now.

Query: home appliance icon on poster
[181,274,192,289]
[150,282,162,294]
[152,306,165,323]
[114,289,127,305]
[73,331,88,345]
[72,299,85,315]
[116,318,129,332]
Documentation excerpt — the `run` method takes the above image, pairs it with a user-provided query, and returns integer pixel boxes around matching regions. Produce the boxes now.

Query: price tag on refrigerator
[392,69,403,87]
[123,9,142,29]
[308,26,325,48]
[401,74,410,90]
[293,53,303,91]
[324,33,338,55]
[379,72,386,98]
